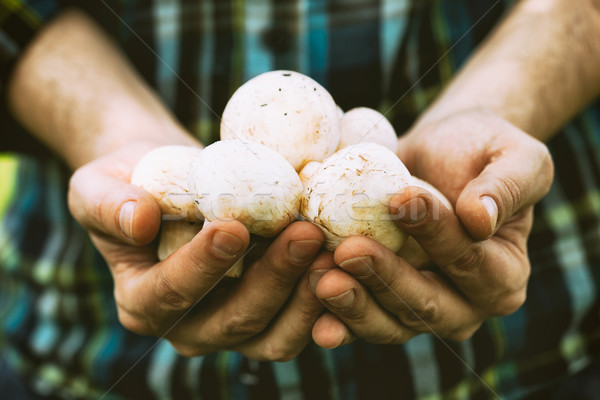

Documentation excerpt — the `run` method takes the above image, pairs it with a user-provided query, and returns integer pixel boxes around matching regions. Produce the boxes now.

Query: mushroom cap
[299,161,322,188]
[131,145,203,221]
[189,139,303,237]
[337,107,398,153]
[301,142,411,252]
[220,70,341,171]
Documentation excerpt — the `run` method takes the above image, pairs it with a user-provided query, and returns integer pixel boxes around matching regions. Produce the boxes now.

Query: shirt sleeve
[0,0,61,88]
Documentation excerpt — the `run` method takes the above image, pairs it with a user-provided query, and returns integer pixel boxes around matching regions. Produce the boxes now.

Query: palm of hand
[311,111,553,347]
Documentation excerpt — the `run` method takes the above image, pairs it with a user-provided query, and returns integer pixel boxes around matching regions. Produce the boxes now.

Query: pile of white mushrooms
[131,70,451,277]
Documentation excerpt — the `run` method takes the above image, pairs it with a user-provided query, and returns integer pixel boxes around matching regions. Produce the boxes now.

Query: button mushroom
[301,142,411,252]
[337,107,398,153]
[130,145,204,261]
[299,160,322,189]
[220,70,341,171]
[188,139,303,238]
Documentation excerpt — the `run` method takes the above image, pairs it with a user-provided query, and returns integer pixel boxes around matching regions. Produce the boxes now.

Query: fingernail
[397,198,427,224]
[119,201,136,239]
[212,231,245,257]
[339,256,373,276]
[326,289,355,309]
[309,269,329,292]
[481,196,498,232]
[289,240,322,264]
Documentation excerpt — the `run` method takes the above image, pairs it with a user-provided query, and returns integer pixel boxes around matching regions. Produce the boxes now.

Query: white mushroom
[189,139,303,238]
[337,107,398,153]
[220,70,341,171]
[131,145,204,261]
[299,161,322,189]
[301,142,411,252]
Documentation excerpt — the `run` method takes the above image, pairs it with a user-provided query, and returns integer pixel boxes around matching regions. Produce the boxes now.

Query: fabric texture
[0,0,59,88]
[1,0,599,399]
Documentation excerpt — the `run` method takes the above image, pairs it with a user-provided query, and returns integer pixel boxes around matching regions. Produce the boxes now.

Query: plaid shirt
[1,1,600,399]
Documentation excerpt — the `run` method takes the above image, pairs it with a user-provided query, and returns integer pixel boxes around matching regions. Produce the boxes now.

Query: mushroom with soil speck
[299,161,322,189]
[220,70,341,171]
[301,142,411,252]
[189,139,303,239]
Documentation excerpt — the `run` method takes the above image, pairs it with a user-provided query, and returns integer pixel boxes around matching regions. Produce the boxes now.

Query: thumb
[456,141,554,240]
[68,163,161,245]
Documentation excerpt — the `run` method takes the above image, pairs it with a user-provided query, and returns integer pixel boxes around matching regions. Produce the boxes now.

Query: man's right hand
[68,143,330,361]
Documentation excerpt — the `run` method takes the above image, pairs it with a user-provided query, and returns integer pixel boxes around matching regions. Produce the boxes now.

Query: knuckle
[117,309,153,336]
[498,175,523,215]
[354,268,390,297]
[221,311,268,339]
[488,291,527,317]
[444,243,487,279]
[407,208,447,239]
[341,302,367,321]
[154,270,195,311]
[262,263,302,289]
[400,297,439,330]
[258,342,299,362]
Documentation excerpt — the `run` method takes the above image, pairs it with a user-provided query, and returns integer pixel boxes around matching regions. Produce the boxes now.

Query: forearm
[7,8,197,169]
[414,0,600,141]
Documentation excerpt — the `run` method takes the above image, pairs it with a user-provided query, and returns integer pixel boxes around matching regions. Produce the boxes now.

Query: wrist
[83,105,200,169]
[64,118,199,169]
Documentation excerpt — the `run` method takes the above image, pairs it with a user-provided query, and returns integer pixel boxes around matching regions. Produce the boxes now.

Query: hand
[310,110,554,347]
[68,142,331,361]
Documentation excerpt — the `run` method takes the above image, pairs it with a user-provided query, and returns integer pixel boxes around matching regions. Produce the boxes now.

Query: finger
[389,187,529,312]
[233,252,334,361]
[69,161,161,245]
[171,221,325,348]
[312,312,356,349]
[114,219,250,335]
[456,134,554,239]
[314,268,418,344]
[333,236,481,339]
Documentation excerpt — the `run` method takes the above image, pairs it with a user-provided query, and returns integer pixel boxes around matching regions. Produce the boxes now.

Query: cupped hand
[310,110,554,347]
[68,142,331,361]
